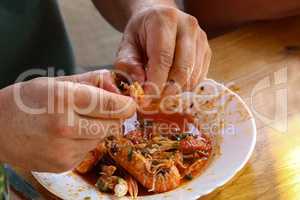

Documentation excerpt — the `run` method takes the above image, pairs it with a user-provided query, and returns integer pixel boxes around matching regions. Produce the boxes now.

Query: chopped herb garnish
[127,147,133,161]
[84,197,91,200]
[185,174,193,180]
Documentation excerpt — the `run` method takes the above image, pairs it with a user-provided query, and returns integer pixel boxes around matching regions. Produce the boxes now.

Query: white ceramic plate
[33,79,256,200]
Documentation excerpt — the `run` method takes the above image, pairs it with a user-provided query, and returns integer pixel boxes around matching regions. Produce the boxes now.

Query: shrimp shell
[107,137,181,193]
[76,142,106,174]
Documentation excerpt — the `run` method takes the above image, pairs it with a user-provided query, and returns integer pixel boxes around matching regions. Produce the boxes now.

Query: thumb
[115,36,146,84]
[56,70,120,94]
[72,83,137,119]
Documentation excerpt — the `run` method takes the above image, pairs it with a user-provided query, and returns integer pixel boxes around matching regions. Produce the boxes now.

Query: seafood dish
[32,79,256,200]
[76,81,216,198]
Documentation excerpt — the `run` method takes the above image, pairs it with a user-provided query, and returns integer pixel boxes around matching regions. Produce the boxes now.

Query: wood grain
[15,16,300,200]
[202,16,300,200]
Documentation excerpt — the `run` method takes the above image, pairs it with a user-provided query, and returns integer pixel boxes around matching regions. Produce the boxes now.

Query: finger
[199,45,212,81]
[50,112,123,140]
[115,34,146,84]
[53,81,136,119]
[71,82,137,119]
[187,30,207,90]
[56,70,120,94]
[191,49,211,90]
[162,16,198,96]
[68,115,122,141]
[50,113,123,141]
[144,13,177,96]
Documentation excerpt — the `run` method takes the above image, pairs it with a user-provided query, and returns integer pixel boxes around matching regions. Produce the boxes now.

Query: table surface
[15,16,300,200]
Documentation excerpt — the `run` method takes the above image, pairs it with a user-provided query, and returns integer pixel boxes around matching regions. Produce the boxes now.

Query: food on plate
[76,142,106,174]
[76,80,216,198]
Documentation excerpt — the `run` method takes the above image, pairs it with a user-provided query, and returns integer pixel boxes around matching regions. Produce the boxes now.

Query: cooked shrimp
[184,158,207,176]
[76,142,106,174]
[106,137,181,193]
[179,135,212,154]
[76,81,216,196]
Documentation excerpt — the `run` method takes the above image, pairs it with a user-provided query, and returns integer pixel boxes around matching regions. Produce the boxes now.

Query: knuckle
[73,92,89,110]
[29,77,49,86]
[186,15,199,28]
[50,116,73,137]
[160,7,178,20]
[147,6,178,24]
[25,77,49,96]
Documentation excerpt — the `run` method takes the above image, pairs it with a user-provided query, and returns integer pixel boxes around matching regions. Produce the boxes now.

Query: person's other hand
[0,70,136,172]
[115,6,212,98]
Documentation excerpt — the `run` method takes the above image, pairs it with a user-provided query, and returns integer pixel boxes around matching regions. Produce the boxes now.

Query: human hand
[0,70,136,172]
[115,6,212,98]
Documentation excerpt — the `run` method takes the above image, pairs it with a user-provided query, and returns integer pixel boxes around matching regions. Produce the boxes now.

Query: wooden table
[15,16,300,200]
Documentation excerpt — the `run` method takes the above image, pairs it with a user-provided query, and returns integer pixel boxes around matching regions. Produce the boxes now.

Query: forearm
[0,86,13,164]
[92,0,177,31]
[0,88,4,162]
[0,87,9,131]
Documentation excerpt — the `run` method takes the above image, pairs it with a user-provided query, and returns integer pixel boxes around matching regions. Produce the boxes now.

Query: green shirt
[0,0,75,88]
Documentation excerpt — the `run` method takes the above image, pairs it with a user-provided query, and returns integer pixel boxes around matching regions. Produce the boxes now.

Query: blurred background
[58,0,183,68]
[58,0,122,67]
